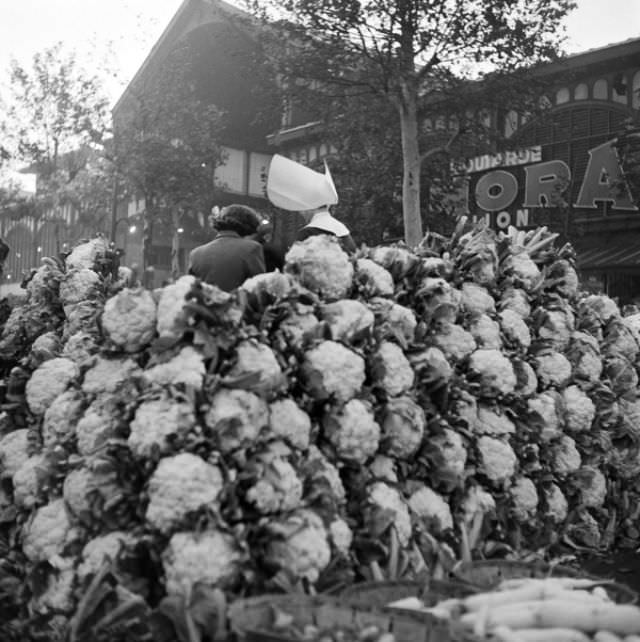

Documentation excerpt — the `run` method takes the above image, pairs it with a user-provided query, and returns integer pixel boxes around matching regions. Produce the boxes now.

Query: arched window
[593,79,608,100]
[556,87,570,104]
[574,83,589,100]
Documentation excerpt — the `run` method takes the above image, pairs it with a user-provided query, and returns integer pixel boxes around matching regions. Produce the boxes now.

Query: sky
[0,0,638,107]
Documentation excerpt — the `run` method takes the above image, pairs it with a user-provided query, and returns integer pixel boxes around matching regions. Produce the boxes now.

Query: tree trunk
[170,209,181,281]
[398,93,423,248]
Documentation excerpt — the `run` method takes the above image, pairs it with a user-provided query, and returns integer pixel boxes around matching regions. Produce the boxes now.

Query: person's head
[252,220,273,244]
[215,204,262,237]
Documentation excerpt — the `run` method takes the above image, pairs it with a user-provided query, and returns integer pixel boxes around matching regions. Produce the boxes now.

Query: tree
[113,41,226,278]
[248,0,576,247]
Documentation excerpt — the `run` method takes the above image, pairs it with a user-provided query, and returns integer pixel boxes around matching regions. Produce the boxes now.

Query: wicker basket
[451,560,637,604]
[227,593,456,642]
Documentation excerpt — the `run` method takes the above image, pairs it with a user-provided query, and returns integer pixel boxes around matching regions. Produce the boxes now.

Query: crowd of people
[188,154,355,291]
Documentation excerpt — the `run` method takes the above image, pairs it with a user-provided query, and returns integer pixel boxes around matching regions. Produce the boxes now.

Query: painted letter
[524,160,571,208]
[475,170,518,212]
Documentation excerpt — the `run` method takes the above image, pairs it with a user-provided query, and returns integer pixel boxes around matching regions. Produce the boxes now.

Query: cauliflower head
[355,258,395,297]
[499,309,531,350]
[22,499,72,562]
[430,322,477,362]
[380,396,426,460]
[366,481,412,546]
[76,394,120,455]
[468,349,517,398]
[533,351,572,388]
[544,483,568,523]
[82,355,141,394]
[59,268,102,306]
[460,282,496,316]
[156,275,196,343]
[408,485,453,533]
[323,398,380,464]
[101,287,157,352]
[269,398,312,450]
[227,341,286,397]
[424,428,468,487]
[468,314,502,350]
[477,436,517,484]
[320,299,375,343]
[563,385,596,433]
[26,357,79,415]
[368,298,417,346]
[475,405,516,436]
[509,477,539,521]
[146,453,224,532]
[371,341,415,396]
[77,531,136,581]
[143,346,205,390]
[65,237,109,271]
[329,518,353,556]
[246,458,303,514]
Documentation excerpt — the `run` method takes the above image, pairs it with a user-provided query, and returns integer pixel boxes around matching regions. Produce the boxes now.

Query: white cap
[266,154,338,211]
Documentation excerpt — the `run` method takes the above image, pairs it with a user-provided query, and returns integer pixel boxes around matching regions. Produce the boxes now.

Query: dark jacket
[188,231,266,291]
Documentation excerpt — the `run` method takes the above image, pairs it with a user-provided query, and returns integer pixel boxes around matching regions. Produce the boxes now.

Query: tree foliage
[247,0,576,247]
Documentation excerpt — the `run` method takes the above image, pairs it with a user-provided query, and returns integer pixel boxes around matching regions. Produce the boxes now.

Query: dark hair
[216,204,262,236]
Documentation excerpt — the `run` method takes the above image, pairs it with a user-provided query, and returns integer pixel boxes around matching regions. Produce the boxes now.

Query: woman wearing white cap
[266,154,356,252]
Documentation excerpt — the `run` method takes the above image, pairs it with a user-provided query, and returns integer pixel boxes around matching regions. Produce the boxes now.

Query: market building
[113,0,640,297]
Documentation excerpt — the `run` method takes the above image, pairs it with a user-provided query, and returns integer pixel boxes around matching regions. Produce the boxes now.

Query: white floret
[426,428,467,485]
[468,349,517,397]
[371,341,414,396]
[368,298,417,345]
[269,399,312,450]
[563,385,596,432]
[0,428,31,479]
[408,485,453,533]
[65,238,109,271]
[533,351,572,388]
[13,454,47,508]
[61,331,100,365]
[323,398,380,464]
[63,464,120,519]
[30,331,62,363]
[367,482,412,546]
[304,446,346,503]
[75,395,119,455]
[266,509,331,583]
[329,518,353,555]
[468,314,502,350]
[380,396,426,459]
[102,287,157,352]
[82,356,141,394]
[205,388,269,453]
[355,258,395,296]
[284,235,354,301]
[460,282,496,316]
[22,498,72,562]
[279,305,321,348]
[320,299,375,343]
[227,341,286,397]
[128,397,196,458]
[143,346,205,389]
[369,455,398,482]
[544,483,569,523]
[499,309,531,349]
[246,458,303,514]
[59,268,102,305]
[477,436,517,484]
[26,357,79,415]
[302,341,365,402]
[579,466,607,508]
[499,287,531,318]
[431,322,477,362]
[162,529,244,597]
[156,275,196,343]
[146,453,224,532]
[475,405,516,436]
[509,477,539,521]
[30,558,76,614]
[240,271,294,299]
[77,531,136,581]
[461,485,496,525]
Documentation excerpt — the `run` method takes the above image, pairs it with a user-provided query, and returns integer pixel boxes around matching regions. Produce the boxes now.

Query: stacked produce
[0,223,640,640]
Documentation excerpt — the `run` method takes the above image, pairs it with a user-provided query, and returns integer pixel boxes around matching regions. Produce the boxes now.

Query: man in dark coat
[188,204,266,291]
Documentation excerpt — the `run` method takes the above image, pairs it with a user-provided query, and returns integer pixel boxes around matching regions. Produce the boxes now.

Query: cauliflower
[576,466,607,508]
[77,531,136,581]
[509,477,539,521]
[323,398,380,464]
[468,349,517,397]
[380,396,426,459]
[366,481,412,546]
[284,235,354,301]
[603,319,640,361]
[162,529,244,596]
[26,357,79,415]
[408,346,453,386]
[63,299,103,338]
[468,314,502,350]
[604,354,638,396]
[265,509,331,582]
[546,259,579,298]
[499,287,531,318]
[451,390,479,430]
[30,560,76,614]
[146,453,224,532]
[461,485,496,525]
[0,428,31,479]
[42,389,85,447]
[424,428,467,488]
[544,483,569,523]
[477,436,517,484]
[205,388,269,453]
[22,498,72,562]
[368,298,417,346]
[240,271,294,299]
[246,458,303,514]
[320,299,374,343]
[101,287,157,352]
[128,397,196,458]
[59,268,102,305]
[329,518,353,555]
[417,278,461,323]
[430,322,477,362]
[302,341,365,402]
[355,258,394,297]
[369,455,398,482]
[65,237,109,271]
[475,405,516,436]
[563,385,596,432]
[567,331,603,382]
[279,305,321,349]
[513,359,538,397]
[619,397,640,439]
[143,346,205,389]
[502,251,542,292]
[460,282,495,316]
[371,341,414,396]
[537,309,575,352]
[63,464,120,521]
[30,331,62,365]
[303,446,346,503]
[227,341,286,397]
[155,275,196,343]
[269,399,312,450]
[83,355,141,394]
[578,294,621,326]
[533,351,572,388]
[61,330,100,365]
[368,245,417,279]
[76,395,119,455]
[408,485,453,533]
[527,392,562,442]
[567,510,601,548]
[13,454,47,508]
[499,309,531,349]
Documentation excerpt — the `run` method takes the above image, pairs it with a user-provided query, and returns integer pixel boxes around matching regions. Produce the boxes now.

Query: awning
[577,244,640,270]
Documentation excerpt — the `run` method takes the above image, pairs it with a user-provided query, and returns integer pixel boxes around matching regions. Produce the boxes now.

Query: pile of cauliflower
[0,225,638,640]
